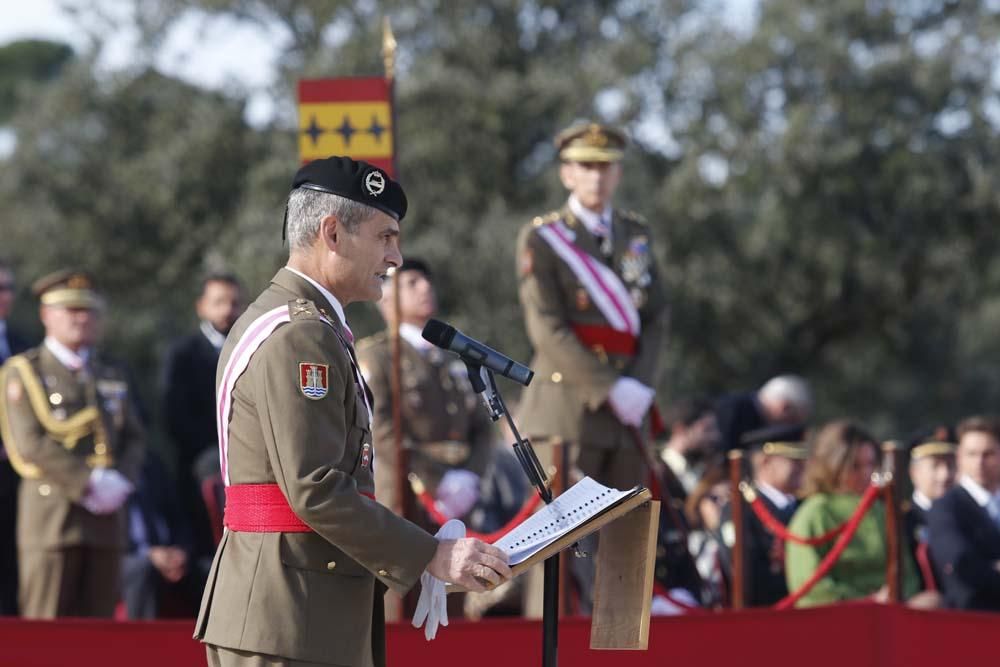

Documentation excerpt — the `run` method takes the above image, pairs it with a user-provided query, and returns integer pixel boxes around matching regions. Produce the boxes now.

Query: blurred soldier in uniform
[516,121,669,492]
[358,258,495,525]
[718,423,807,607]
[0,259,31,615]
[904,436,955,590]
[0,270,144,618]
[194,157,510,666]
[715,375,813,453]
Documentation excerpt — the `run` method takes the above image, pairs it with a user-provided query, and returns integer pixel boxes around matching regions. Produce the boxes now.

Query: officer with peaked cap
[905,434,955,590]
[718,423,808,606]
[195,156,511,667]
[0,269,145,618]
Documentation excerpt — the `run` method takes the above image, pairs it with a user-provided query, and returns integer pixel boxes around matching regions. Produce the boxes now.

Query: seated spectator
[905,434,955,589]
[683,462,731,606]
[715,375,813,453]
[928,416,1000,611]
[785,420,932,608]
[659,397,720,497]
[719,423,807,607]
[122,451,207,619]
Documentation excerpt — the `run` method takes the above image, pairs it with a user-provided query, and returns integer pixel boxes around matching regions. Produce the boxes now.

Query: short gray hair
[759,375,813,413]
[285,188,374,250]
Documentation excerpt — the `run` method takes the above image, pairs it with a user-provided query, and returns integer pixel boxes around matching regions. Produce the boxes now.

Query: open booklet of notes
[494,477,645,567]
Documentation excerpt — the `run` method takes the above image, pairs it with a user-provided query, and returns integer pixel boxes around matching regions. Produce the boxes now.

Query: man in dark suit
[162,274,242,558]
[715,375,812,452]
[122,450,205,619]
[719,423,807,606]
[928,416,1000,611]
[0,260,31,615]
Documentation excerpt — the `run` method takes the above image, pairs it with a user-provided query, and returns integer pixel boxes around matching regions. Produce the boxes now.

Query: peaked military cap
[555,122,627,163]
[909,439,956,461]
[31,269,102,310]
[741,423,809,459]
[292,155,407,222]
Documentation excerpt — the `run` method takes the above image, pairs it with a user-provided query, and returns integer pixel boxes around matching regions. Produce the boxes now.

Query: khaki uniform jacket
[357,333,495,511]
[516,205,668,449]
[195,269,438,667]
[0,346,145,550]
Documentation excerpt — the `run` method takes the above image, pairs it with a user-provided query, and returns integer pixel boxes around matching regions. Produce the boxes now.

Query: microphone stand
[464,362,558,667]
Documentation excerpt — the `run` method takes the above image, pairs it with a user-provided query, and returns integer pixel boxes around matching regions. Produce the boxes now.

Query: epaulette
[620,209,647,224]
[531,210,562,227]
[356,330,389,353]
[287,298,323,322]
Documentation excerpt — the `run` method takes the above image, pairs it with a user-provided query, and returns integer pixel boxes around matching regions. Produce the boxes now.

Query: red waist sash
[572,323,637,357]
[224,483,377,533]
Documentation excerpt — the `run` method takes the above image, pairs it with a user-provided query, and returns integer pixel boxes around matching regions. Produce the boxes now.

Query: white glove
[413,519,465,640]
[81,468,134,515]
[434,469,480,520]
[608,377,655,427]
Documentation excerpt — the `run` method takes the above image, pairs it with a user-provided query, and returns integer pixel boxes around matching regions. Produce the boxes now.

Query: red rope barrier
[410,474,543,543]
[745,493,847,546]
[773,483,882,610]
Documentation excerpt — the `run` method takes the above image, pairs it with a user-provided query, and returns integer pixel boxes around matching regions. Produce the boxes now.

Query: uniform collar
[200,320,227,349]
[398,322,432,352]
[568,195,612,239]
[44,336,90,371]
[912,490,933,512]
[283,266,351,339]
[756,481,796,510]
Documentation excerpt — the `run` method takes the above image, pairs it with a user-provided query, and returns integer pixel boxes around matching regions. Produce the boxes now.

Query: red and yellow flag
[297,78,394,175]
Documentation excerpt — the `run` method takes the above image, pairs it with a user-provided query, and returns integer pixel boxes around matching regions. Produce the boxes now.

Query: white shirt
[284,267,351,339]
[568,195,613,240]
[756,481,796,511]
[960,474,1000,509]
[44,336,90,371]
[399,322,433,353]
[912,490,933,512]
[200,320,226,350]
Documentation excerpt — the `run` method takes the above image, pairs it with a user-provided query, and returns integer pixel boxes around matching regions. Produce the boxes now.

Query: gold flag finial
[382,17,397,81]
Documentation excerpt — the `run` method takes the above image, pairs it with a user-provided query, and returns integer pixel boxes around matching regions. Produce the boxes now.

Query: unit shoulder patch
[299,362,329,400]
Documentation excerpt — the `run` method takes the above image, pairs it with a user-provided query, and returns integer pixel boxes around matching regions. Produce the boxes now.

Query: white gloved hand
[434,469,480,520]
[82,468,134,515]
[607,377,655,427]
[413,519,465,640]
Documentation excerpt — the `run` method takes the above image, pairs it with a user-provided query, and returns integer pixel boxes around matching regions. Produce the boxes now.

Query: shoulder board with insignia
[356,330,389,353]
[531,211,562,227]
[287,298,321,321]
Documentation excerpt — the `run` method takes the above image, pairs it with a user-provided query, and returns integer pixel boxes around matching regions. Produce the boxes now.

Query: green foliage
[3,0,1000,438]
[0,39,74,122]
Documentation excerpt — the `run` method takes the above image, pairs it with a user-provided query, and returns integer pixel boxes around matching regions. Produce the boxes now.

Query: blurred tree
[0,39,74,122]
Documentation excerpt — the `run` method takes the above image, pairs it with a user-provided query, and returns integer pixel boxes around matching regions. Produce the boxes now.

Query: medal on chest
[621,235,652,288]
[361,442,372,469]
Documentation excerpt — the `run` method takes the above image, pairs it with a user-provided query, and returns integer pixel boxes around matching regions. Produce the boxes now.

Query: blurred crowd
[1,256,997,623]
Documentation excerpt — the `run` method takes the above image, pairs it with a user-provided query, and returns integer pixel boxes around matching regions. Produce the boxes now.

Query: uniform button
[446,403,458,415]
[38,484,51,497]
[94,444,107,455]
[551,372,563,383]
[326,561,337,571]
[377,569,389,577]
[49,392,63,406]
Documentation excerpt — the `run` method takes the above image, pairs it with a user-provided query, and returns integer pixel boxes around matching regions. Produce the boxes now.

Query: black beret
[292,156,407,221]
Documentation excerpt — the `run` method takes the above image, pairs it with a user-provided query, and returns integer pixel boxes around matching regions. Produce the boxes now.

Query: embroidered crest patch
[361,443,372,469]
[299,363,329,400]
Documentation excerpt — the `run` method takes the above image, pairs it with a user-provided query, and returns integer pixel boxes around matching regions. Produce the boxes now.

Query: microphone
[422,319,534,387]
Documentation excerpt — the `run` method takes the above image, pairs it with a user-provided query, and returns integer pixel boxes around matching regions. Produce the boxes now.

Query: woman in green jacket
[785,420,939,608]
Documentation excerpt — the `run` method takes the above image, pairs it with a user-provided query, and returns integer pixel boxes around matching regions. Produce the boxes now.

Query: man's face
[559,161,622,211]
[383,269,436,325]
[197,280,243,335]
[40,305,100,350]
[958,432,1000,491]
[910,455,956,501]
[0,269,14,320]
[762,456,806,495]
[331,211,402,303]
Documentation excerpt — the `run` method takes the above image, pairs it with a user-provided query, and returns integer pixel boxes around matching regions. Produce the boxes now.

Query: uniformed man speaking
[194,156,511,667]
